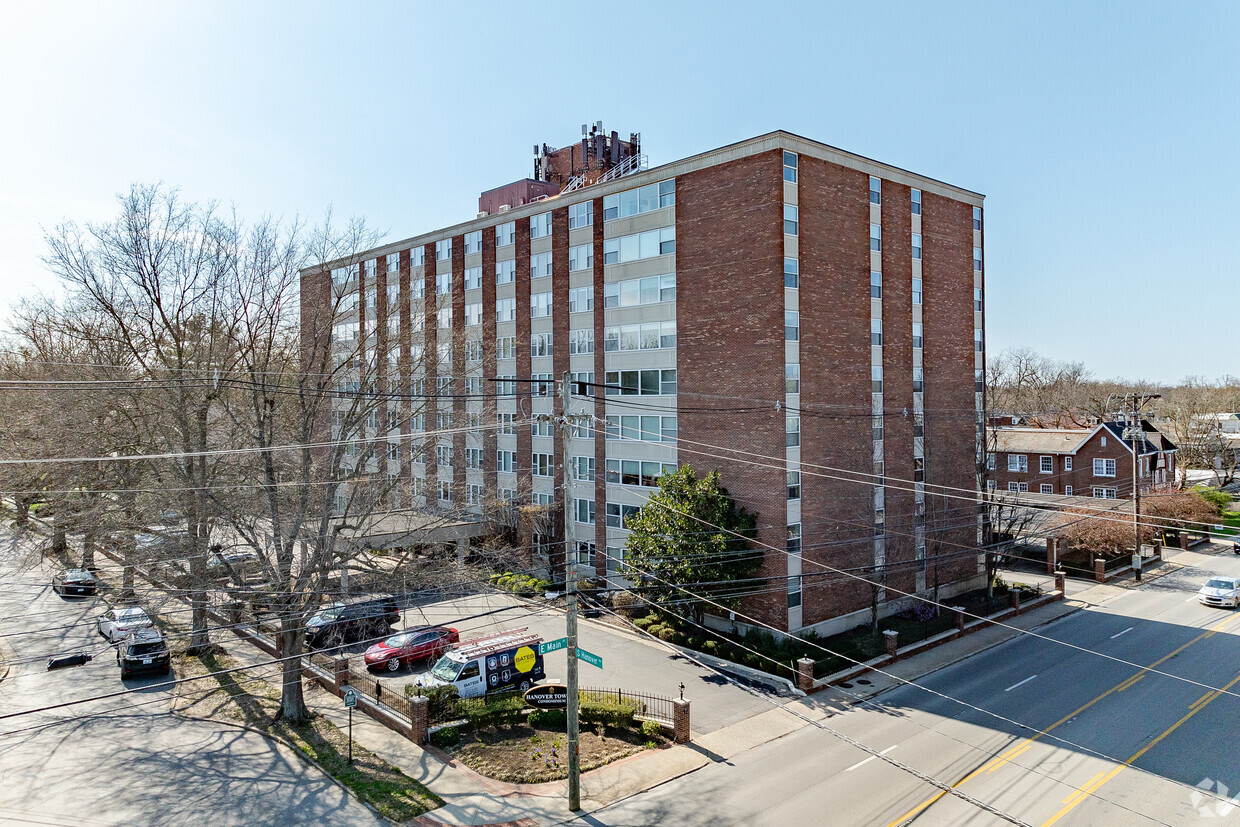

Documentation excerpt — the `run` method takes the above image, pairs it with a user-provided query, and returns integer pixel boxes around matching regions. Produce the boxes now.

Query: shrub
[430,725,461,747]
[579,696,639,730]
[656,626,679,643]
[528,708,566,728]
[458,692,526,730]
[1197,488,1232,513]
[640,719,663,739]
[633,617,655,631]
[612,590,643,618]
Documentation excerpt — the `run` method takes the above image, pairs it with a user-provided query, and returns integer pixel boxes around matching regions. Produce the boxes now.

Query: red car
[364,626,459,673]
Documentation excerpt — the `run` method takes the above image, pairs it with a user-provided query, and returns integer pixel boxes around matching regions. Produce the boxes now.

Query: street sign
[539,637,568,655]
[524,683,568,709]
[342,687,358,709]
[576,647,603,669]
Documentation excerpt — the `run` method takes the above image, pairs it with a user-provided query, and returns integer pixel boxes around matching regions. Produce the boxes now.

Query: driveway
[336,591,792,735]
[0,530,384,827]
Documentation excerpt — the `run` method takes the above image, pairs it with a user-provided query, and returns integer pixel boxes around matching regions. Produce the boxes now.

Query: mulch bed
[443,724,660,784]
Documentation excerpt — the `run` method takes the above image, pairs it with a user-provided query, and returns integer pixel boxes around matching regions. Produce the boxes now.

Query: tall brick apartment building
[302,129,987,635]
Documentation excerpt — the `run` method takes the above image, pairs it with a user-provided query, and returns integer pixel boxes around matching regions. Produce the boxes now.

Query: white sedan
[98,607,153,642]
[1198,577,1240,608]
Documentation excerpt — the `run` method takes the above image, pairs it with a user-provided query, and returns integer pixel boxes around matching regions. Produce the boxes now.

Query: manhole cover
[856,679,872,685]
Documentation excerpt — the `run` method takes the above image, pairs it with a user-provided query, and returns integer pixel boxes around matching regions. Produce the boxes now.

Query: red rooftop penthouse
[302,128,987,635]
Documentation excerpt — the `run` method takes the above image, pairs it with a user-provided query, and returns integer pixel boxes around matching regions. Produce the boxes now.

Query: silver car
[97,607,153,642]
[1198,577,1240,608]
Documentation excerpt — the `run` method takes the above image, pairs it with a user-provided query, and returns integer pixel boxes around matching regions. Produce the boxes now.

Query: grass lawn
[176,648,442,822]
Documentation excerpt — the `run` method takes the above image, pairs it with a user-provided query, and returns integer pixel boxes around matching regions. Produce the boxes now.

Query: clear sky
[1,2,1235,383]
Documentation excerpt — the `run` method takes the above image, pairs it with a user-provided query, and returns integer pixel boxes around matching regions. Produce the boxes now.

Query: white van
[415,628,546,698]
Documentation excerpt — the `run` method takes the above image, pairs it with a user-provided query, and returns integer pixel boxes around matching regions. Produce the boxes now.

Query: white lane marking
[845,745,897,772]
[1004,674,1038,692]
[1109,626,1134,639]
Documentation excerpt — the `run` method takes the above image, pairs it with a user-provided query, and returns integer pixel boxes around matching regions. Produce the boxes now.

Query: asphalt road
[0,531,384,827]
[588,554,1240,826]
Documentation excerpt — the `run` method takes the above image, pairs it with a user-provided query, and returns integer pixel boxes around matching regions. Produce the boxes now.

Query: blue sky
[1,1,1235,383]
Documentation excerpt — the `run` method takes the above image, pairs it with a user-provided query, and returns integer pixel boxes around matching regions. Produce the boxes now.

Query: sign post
[343,687,358,764]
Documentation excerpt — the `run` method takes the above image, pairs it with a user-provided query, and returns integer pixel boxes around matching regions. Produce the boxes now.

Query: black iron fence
[581,686,675,725]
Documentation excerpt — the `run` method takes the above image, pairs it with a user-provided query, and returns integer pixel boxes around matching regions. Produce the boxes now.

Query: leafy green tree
[621,466,760,625]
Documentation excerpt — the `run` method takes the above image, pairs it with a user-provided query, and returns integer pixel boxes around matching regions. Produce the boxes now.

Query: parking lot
[326,590,793,735]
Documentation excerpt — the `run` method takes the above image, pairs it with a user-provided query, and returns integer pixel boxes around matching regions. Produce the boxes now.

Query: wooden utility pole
[559,371,581,810]
[1124,393,1161,582]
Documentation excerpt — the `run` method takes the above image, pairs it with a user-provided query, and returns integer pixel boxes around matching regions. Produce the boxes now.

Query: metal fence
[581,686,675,725]
[343,662,414,718]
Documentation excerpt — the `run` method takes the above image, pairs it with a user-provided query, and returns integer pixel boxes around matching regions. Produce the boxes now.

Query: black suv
[117,629,171,679]
[305,597,400,648]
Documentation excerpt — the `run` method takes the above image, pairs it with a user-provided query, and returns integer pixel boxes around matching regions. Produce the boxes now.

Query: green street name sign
[539,637,568,655]
[576,647,603,669]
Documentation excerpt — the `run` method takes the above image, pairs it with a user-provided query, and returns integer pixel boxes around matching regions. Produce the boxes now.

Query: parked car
[97,607,153,643]
[364,626,459,673]
[52,569,97,597]
[1198,577,1240,608]
[305,597,399,648]
[206,550,260,579]
[116,628,171,679]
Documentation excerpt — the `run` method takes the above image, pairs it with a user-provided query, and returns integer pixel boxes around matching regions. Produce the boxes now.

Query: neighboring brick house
[303,126,986,635]
[989,421,1176,499]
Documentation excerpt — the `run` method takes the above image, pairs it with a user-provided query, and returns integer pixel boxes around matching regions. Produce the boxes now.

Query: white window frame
[1093,458,1116,478]
[1040,456,1053,474]
[1007,454,1028,473]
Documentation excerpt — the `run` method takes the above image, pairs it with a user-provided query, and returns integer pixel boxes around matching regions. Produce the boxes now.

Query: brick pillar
[1094,558,1106,583]
[1007,590,1020,611]
[672,699,691,744]
[883,630,899,659]
[1180,533,1190,550]
[1046,538,1057,574]
[410,696,428,746]
[334,656,350,689]
[1054,571,1066,594]
[953,606,967,633]
[796,658,815,693]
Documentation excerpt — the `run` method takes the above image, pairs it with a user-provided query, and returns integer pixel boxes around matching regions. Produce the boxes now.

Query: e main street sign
[524,683,568,709]
[539,637,568,655]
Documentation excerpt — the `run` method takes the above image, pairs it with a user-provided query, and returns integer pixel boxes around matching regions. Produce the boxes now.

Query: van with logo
[415,628,545,698]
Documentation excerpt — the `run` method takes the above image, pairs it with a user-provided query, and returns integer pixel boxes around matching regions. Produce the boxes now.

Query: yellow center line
[1061,771,1105,806]
[1189,689,1215,710]
[1116,674,1143,692]
[1041,668,1240,826]
[884,613,1240,827]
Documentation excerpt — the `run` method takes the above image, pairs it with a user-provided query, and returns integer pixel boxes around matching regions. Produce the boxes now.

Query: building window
[436,272,451,295]
[603,321,676,352]
[973,247,983,271]
[912,367,924,393]
[602,227,675,264]
[1093,487,1117,499]
[463,267,482,290]
[786,417,800,448]
[438,480,452,502]
[1008,482,1019,492]
[870,223,881,252]
[1065,485,1073,496]
[532,453,553,477]
[530,211,552,239]
[436,239,452,261]
[495,336,516,360]
[869,176,881,204]
[531,251,553,278]
[604,414,677,442]
[873,414,884,442]
[575,498,596,525]
[569,244,592,272]
[410,247,425,267]
[496,259,516,285]
[783,204,799,236]
[913,457,925,482]
[783,151,798,183]
[974,288,983,312]
[911,188,921,215]
[568,201,593,229]
[787,523,802,555]
[871,270,882,299]
[874,460,884,479]
[495,221,515,247]
[464,230,482,255]
[975,370,984,393]
[785,310,799,341]
[437,307,452,329]
[573,456,596,481]
[1040,484,1053,494]
[569,328,594,355]
[785,364,800,394]
[606,459,675,488]
[972,206,982,231]
[531,332,552,357]
[531,291,552,318]
[605,502,640,529]
[975,330,984,353]
[496,450,516,472]
[787,471,801,500]
[913,412,925,438]
[464,302,482,327]
[603,274,675,308]
[1093,458,1116,477]
[911,233,922,260]
[784,257,799,288]
[1064,456,1073,471]
[1040,456,1054,474]
[603,369,677,396]
[912,323,923,349]
[495,297,515,322]
[1007,454,1028,472]
[602,180,675,221]
[871,365,883,395]
[987,479,997,492]
[912,277,922,305]
[568,286,593,313]
[871,319,883,347]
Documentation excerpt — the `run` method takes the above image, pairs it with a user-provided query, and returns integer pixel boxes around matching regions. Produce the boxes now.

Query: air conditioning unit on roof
[498,204,511,212]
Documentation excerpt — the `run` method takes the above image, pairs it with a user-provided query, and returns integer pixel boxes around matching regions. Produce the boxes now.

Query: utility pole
[1123,393,1161,583]
[558,371,581,811]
